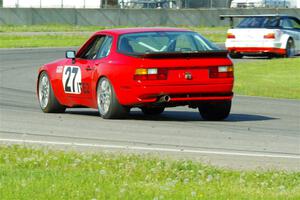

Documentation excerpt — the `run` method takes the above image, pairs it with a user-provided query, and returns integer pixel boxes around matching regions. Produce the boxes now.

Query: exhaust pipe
[157,95,171,103]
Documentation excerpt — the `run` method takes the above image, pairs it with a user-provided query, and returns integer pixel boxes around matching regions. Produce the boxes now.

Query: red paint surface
[37,28,234,109]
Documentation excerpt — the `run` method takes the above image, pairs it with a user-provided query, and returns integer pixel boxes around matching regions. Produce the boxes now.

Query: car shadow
[128,111,277,122]
[65,109,277,122]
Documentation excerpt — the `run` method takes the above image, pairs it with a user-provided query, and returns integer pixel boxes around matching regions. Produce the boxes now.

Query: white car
[230,0,295,8]
[221,15,300,58]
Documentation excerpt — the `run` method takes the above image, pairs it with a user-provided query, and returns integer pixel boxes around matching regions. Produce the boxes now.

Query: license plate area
[167,68,209,84]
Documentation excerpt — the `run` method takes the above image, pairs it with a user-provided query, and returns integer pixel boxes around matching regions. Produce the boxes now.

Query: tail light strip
[209,66,234,78]
[134,66,233,81]
[264,33,276,39]
[227,33,236,39]
[134,68,168,80]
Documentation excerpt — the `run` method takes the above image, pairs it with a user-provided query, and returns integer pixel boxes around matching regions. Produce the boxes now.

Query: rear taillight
[209,66,233,78]
[264,33,275,39]
[227,33,236,39]
[134,68,168,81]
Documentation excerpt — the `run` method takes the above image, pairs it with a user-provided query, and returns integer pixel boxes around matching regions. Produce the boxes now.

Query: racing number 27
[62,66,82,94]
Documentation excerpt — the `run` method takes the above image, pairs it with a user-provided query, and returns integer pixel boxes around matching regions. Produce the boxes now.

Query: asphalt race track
[0,48,299,170]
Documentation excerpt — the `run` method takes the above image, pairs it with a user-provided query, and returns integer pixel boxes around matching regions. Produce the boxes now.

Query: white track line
[0,138,299,159]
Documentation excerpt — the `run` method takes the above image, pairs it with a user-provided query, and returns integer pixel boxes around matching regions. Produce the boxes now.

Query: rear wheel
[97,77,129,119]
[198,100,231,121]
[285,38,295,58]
[38,71,66,113]
[141,107,165,115]
[229,53,243,59]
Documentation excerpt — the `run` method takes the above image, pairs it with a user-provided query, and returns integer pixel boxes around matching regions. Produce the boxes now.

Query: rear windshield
[118,31,219,54]
[237,17,280,28]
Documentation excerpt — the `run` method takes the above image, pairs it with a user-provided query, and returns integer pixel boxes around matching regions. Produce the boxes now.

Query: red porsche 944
[37,28,234,120]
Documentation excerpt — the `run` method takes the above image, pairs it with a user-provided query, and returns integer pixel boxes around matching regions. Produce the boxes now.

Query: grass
[234,58,300,99]
[0,24,227,33]
[0,35,90,48]
[0,24,105,32]
[0,145,299,200]
[0,25,227,48]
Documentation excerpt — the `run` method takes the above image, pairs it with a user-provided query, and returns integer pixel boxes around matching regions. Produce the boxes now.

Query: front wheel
[38,71,66,113]
[198,100,231,121]
[97,77,129,119]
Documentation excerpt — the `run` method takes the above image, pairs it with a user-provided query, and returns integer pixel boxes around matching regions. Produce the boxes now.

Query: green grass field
[0,25,227,48]
[1,145,299,200]
[0,24,105,32]
[0,35,90,48]
[0,24,227,33]
[234,58,300,99]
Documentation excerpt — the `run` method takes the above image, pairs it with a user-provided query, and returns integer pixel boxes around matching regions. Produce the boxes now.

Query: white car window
[281,19,293,28]
[281,18,300,29]
[289,19,300,29]
[237,17,279,28]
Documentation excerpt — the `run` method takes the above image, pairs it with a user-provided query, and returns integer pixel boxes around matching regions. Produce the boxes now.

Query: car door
[63,35,112,107]
[280,17,300,51]
[287,17,300,51]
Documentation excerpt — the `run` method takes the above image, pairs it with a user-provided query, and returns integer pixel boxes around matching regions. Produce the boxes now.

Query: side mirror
[66,50,76,64]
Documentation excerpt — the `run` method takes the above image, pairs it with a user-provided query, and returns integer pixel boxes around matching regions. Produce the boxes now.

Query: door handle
[85,66,93,71]
[94,62,101,66]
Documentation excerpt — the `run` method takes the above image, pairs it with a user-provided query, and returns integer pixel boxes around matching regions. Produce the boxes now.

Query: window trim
[95,36,113,59]
[77,34,114,60]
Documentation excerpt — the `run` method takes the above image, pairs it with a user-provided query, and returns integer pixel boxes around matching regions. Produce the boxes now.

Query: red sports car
[37,28,234,120]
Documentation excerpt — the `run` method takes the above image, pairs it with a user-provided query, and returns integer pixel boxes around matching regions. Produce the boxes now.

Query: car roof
[220,14,298,18]
[95,27,191,35]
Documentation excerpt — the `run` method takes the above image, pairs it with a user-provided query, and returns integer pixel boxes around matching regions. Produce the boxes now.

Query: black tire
[267,53,275,59]
[229,53,243,59]
[198,100,231,121]
[141,107,165,115]
[285,38,294,58]
[97,77,129,119]
[38,71,66,113]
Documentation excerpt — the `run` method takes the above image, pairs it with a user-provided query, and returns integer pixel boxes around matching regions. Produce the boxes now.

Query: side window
[80,36,106,59]
[289,18,300,29]
[264,18,279,28]
[281,19,297,29]
[96,36,113,59]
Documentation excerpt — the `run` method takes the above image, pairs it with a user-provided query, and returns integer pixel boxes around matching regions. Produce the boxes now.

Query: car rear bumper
[228,47,286,55]
[118,83,234,106]
[225,40,286,55]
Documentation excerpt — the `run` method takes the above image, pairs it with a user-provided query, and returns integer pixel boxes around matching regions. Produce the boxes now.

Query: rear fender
[92,63,124,108]
[279,34,292,49]
[93,61,137,106]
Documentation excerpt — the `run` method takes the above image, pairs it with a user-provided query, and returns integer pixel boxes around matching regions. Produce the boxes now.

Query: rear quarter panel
[281,29,300,51]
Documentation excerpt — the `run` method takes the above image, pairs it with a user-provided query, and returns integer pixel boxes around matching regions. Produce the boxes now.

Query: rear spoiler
[122,50,229,59]
[220,14,282,28]
[220,14,283,19]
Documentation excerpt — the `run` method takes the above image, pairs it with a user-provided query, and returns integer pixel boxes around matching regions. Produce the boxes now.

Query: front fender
[37,64,68,107]
[36,65,48,97]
